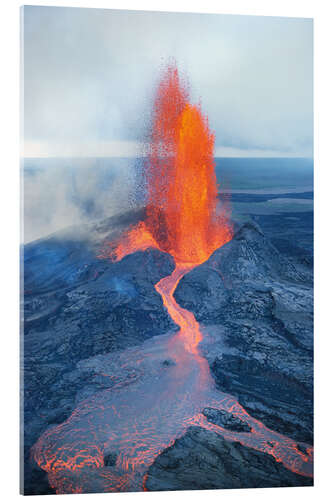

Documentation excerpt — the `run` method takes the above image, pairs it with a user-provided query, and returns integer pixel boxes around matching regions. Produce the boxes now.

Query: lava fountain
[31,64,313,494]
[113,64,233,265]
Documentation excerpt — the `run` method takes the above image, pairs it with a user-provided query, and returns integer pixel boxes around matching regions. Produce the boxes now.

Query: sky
[23,6,313,158]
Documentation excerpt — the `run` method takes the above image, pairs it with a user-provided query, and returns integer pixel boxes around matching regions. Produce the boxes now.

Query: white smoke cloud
[23,158,141,243]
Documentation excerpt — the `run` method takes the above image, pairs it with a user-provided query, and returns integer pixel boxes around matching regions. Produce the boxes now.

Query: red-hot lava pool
[31,65,313,494]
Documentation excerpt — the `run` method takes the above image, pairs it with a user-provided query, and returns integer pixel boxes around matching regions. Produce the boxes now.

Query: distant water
[215,158,313,192]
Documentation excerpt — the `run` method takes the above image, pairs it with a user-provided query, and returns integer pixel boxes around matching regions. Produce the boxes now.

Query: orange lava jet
[113,64,232,265]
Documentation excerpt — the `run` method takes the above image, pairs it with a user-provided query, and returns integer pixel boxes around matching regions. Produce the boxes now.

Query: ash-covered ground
[22,189,313,494]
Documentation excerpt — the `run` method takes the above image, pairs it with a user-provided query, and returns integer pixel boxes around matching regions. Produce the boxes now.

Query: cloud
[23,7,313,157]
[23,158,141,243]
[23,140,144,158]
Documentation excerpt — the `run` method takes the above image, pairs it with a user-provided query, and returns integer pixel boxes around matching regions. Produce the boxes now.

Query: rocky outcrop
[202,407,251,432]
[104,453,118,467]
[145,426,312,491]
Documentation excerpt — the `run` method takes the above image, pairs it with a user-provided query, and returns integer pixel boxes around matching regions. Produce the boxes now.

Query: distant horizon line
[22,155,314,160]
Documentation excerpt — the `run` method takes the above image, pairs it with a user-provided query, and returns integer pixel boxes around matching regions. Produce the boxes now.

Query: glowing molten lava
[113,64,232,265]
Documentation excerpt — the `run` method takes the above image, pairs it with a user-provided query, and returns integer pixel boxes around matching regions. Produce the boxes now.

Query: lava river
[32,262,313,494]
